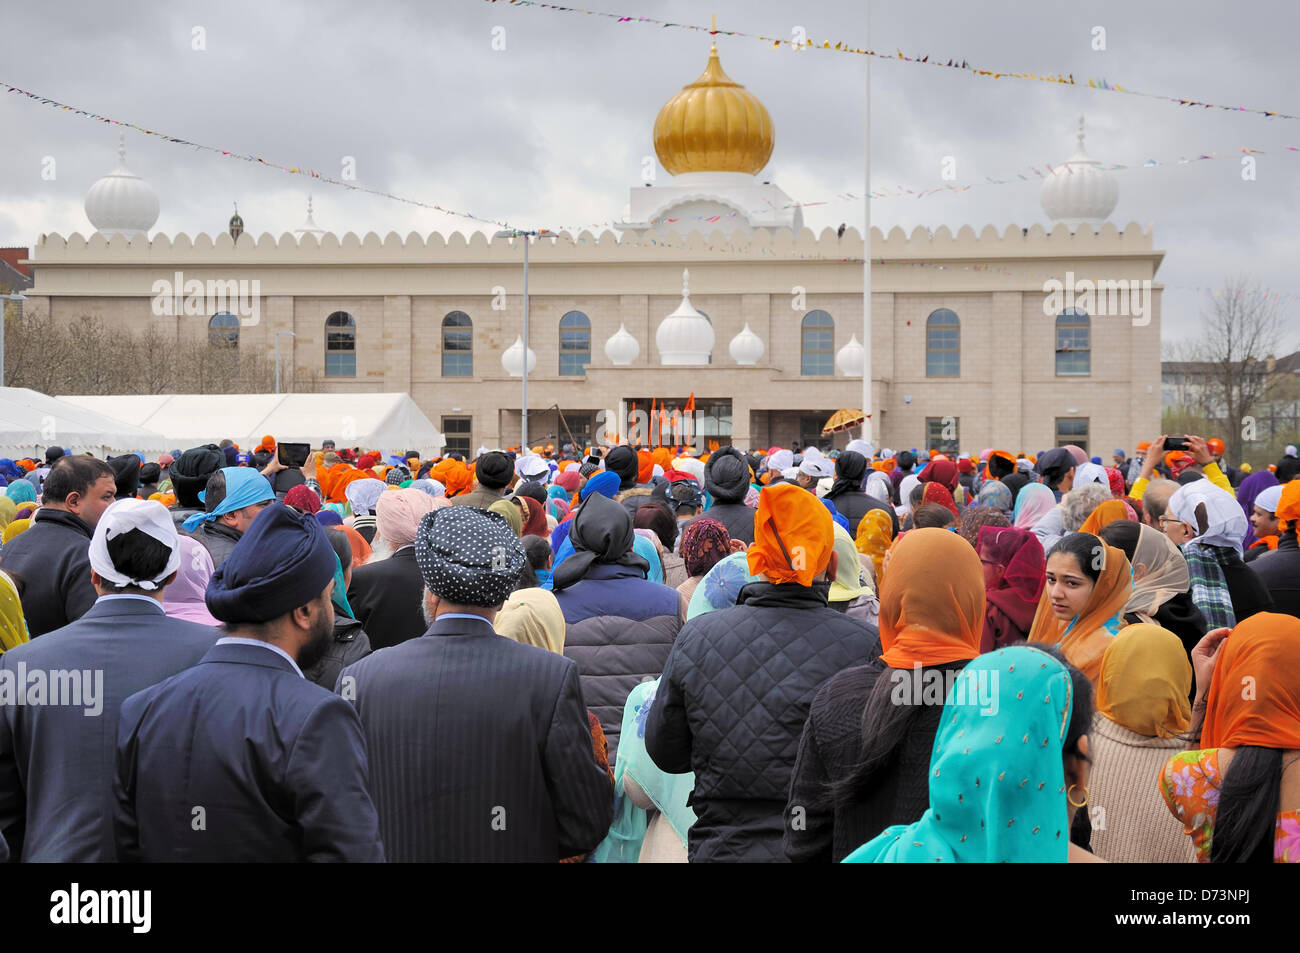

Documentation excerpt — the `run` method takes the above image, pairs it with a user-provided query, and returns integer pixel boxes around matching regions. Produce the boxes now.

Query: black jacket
[190,520,243,570]
[1250,533,1300,619]
[687,502,756,545]
[645,581,879,862]
[826,490,900,537]
[0,508,96,636]
[1219,548,1275,622]
[784,660,964,863]
[339,615,613,862]
[304,614,373,691]
[348,547,427,650]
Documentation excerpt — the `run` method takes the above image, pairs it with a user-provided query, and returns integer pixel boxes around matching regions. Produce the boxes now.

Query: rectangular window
[926,417,960,455]
[1055,325,1091,376]
[325,352,356,376]
[560,330,590,376]
[442,416,472,457]
[442,325,473,378]
[1055,417,1089,454]
[926,328,960,377]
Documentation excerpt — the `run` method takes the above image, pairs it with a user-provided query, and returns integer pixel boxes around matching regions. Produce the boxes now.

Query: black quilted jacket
[645,581,879,862]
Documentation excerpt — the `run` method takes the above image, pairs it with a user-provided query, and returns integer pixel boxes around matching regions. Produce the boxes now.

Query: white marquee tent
[58,393,445,456]
[0,387,170,457]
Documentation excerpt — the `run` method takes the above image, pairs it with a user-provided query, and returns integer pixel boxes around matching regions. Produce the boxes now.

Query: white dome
[836,334,865,376]
[501,335,537,377]
[84,136,159,237]
[728,323,764,365]
[605,324,640,365]
[656,268,714,365]
[1040,117,1118,227]
[295,196,325,238]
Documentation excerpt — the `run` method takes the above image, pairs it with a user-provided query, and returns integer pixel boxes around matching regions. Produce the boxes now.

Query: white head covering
[1016,458,1034,473]
[846,439,874,459]
[1255,484,1284,513]
[89,499,181,592]
[1286,444,1297,458]
[781,466,800,481]
[345,478,387,516]
[1073,462,1107,487]
[674,457,705,482]
[1124,524,1192,617]
[800,456,834,479]
[865,470,892,503]
[767,449,794,473]
[1169,478,1248,553]
[515,454,550,483]
[898,473,922,515]
[652,464,664,478]
[879,447,894,460]
[816,476,835,497]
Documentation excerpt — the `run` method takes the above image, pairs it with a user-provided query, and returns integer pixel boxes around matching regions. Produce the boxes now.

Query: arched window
[801,310,834,375]
[442,311,473,377]
[208,312,239,348]
[559,311,591,376]
[1056,308,1091,376]
[926,308,960,377]
[325,311,356,376]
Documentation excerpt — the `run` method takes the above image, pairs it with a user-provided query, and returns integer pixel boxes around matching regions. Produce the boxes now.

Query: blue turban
[579,470,620,502]
[5,482,35,505]
[819,496,849,532]
[182,467,275,532]
[315,510,344,527]
[205,503,337,624]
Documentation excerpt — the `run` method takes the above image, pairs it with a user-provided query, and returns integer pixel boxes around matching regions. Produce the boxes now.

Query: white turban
[89,499,181,592]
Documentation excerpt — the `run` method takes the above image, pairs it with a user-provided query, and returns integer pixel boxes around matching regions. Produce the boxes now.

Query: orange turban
[1078,499,1135,536]
[1202,613,1300,749]
[876,527,985,669]
[637,450,655,484]
[258,434,276,453]
[747,483,833,587]
[1276,480,1300,531]
[431,458,472,497]
[652,447,673,471]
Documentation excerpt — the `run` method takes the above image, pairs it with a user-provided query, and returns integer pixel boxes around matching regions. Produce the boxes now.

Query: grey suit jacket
[0,596,216,861]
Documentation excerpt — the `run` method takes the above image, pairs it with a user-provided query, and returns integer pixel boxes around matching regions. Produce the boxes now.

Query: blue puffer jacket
[554,563,682,761]
[645,581,879,863]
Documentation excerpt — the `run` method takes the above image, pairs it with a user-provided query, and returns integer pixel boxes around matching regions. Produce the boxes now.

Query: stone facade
[21,221,1163,456]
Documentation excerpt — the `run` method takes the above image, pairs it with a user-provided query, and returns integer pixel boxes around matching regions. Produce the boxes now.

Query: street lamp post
[861,0,873,444]
[0,293,27,388]
[495,229,558,450]
[274,331,296,394]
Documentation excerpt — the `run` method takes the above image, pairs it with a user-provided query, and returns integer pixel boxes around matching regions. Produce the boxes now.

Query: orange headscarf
[319,462,354,502]
[855,509,893,584]
[652,447,673,472]
[257,434,276,453]
[1202,613,1300,749]
[876,527,985,669]
[748,483,833,587]
[1078,499,1134,536]
[1028,540,1132,685]
[338,524,373,568]
[637,450,655,485]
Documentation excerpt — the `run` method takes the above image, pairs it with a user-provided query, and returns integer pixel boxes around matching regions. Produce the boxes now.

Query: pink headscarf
[162,536,221,627]
[376,488,437,549]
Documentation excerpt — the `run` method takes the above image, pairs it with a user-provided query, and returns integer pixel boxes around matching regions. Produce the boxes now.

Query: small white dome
[605,324,640,365]
[656,268,714,365]
[295,196,325,238]
[728,323,764,365]
[1040,117,1118,227]
[836,334,865,376]
[84,135,159,237]
[501,335,537,377]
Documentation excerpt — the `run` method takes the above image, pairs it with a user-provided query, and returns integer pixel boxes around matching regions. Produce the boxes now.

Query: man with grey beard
[113,503,383,861]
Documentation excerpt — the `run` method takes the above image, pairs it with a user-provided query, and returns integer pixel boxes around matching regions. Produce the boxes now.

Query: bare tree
[1177,277,1285,462]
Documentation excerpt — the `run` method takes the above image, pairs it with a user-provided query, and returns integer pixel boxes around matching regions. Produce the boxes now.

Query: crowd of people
[0,430,1296,863]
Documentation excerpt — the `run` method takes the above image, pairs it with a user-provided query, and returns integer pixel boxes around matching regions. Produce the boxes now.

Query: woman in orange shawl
[1028,531,1133,685]
[1160,613,1300,862]
[1078,498,1136,536]
[786,527,987,862]
[337,524,373,567]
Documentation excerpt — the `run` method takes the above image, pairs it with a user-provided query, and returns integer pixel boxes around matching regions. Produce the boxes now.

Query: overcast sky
[2,0,1297,349]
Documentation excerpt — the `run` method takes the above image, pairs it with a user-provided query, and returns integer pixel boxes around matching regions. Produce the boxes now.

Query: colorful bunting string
[487,0,1299,121]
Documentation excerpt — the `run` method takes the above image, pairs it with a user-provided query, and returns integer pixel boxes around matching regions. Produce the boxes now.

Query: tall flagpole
[861,0,873,444]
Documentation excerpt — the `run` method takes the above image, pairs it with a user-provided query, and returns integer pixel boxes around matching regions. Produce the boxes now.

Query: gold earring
[1067,784,1089,808]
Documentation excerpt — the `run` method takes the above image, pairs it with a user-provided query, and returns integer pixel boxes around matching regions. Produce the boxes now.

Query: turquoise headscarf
[330,552,354,619]
[844,645,1077,863]
[5,482,35,505]
[632,533,663,585]
[592,678,697,863]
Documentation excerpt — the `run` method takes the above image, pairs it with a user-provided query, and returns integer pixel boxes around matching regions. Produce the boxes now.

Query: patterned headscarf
[283,484,322,515]
[415,506,525,608]
[975,480,1013,514]
[921,482,958,519]
[845,646,1080,863]
[855,509,894,585]
[680,516,731,578]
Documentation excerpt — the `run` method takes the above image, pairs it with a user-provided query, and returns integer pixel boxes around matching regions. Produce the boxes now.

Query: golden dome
[653,43,774,176]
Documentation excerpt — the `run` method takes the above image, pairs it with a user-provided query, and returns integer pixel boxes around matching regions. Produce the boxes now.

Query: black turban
[170,445,224,508]
[604,446,639,490]
[476,450,514,490]
[551,492,649,592]
[703,446,752,504]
